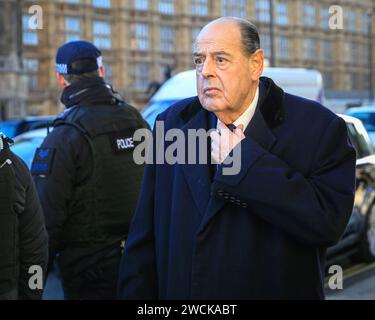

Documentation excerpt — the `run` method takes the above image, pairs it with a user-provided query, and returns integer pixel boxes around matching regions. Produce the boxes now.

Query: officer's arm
[15,156,49,300]
[213,116,356,247]
[32,126,89,269]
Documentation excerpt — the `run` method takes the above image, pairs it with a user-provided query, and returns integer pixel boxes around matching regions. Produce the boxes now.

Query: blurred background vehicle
[345,106,375,147]
[11,127,50,169]
[327,114,375,265]
[142,67,325,128]
[0,116,55,139]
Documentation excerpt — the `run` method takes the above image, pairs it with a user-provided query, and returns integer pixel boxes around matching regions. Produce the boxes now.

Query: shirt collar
[217,85,259,131]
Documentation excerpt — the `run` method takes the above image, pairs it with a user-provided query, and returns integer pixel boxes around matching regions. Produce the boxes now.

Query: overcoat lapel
[199,78,285,231]
[178,77,285,224]
[179,99,216,217]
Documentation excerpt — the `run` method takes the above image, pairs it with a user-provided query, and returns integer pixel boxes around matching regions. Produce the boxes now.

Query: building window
[320,7,330,30]
[303,38,317,60]
[351,73,360,90]
[93,20,111,49]
[134,63,149,90]
[362,43,369,63]
[321,40,332,62]
[362,14,369,34]
[159,64,172,81]
[349,42,358,62]
[276,1,288,26]
[134,0,149,10]
[92,0,110,8]
[343,73,351,91]
[191,0,208,16]
[303,4,316,27]
[323,72,333,89]
[260,33,271,58]
[277,36,289,60]
[221,0,246,18]
[346,10,357,32]
[159,0,174,15]
[103,62,112,84]
[343,42,351,63]
[66,17,80,42]
[23,58,39,91]
[343,42,358,63]
[191,27,201,48]
[361,73,369,91]
[130,23,149,50]
[160,26,175,52]
[22,15,38,45]
[364,73,370,90]
[255,0,270,23]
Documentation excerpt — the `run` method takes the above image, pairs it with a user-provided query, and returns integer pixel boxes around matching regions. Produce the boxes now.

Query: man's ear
[99,66,105,78]
[57,72,68,88]
[249,49,264,81]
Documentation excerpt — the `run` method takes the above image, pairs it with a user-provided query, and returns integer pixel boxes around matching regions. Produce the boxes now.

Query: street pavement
[43,261,375,300]
[326,262,375,300]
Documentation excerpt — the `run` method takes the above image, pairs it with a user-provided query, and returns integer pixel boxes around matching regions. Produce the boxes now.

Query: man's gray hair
[207,17,261,57]
[236,18,260,56]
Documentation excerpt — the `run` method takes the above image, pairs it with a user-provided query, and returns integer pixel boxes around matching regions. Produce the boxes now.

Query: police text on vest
[117,137,134,150]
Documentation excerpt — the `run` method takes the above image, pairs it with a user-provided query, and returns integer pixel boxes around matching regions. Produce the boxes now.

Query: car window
[346,122,373,158]
[27,120,54,131]
[11,137,44,169]
[0,120,21,138]
[348,112,375,132]
[142,100,178,128]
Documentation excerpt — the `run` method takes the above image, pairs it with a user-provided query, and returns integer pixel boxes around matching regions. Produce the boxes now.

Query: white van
[142,67,325,127]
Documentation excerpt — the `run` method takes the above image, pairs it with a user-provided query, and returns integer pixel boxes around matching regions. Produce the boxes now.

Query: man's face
[193,21,263,119]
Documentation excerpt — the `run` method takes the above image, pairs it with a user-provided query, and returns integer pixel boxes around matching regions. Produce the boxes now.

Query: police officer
[32,41,149,300]
[0,133,48,300]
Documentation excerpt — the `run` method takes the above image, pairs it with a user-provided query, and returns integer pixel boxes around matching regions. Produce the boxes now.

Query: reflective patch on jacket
[109,129,138,154]
[31,148,56,176]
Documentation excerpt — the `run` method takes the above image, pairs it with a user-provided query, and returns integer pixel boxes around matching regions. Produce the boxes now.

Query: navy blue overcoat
[118,77,356,299]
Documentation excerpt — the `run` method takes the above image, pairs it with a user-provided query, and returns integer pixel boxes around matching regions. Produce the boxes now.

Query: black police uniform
[32,77,149,300]
[0,134,48,300]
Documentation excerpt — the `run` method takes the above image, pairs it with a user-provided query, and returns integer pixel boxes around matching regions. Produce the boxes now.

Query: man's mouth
[204,87,220,94]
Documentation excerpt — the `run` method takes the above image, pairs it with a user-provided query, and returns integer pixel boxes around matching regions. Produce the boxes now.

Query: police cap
[55,40,103,75]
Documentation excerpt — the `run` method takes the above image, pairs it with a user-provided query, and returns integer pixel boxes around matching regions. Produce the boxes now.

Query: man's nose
[201,57,215,78]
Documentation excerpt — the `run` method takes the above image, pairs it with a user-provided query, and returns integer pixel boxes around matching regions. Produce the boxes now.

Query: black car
[327,114,375,264]
[0,115,55,138]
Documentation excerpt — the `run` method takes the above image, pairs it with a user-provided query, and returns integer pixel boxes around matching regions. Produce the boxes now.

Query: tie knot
[226,123,236,132]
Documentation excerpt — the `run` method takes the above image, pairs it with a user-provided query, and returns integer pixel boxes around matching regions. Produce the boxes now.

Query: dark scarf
[60,77,124,108]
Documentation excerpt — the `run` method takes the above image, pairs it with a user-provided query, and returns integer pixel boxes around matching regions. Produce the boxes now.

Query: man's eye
[194,57,203,65]
[216,57,226,64]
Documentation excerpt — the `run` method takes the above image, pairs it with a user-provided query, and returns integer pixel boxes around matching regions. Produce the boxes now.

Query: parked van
[142,67,325,127]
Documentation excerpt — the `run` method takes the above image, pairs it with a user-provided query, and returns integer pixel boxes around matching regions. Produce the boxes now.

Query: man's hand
[210,123,245,164]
